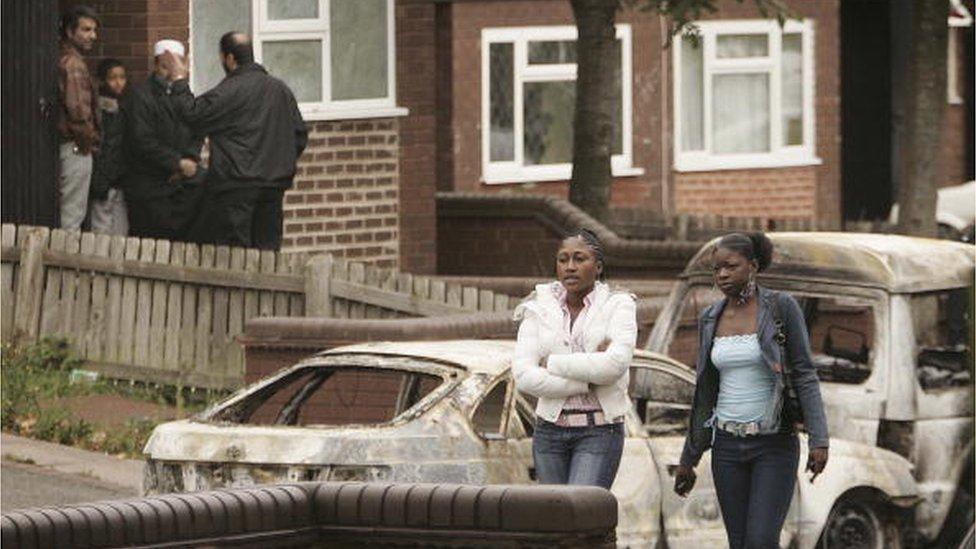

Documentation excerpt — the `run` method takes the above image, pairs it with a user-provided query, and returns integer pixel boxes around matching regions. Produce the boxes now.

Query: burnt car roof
[311,340,676,377]
[682,232,975,293]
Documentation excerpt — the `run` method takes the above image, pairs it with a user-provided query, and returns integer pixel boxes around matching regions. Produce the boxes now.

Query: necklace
[734,280,756,306]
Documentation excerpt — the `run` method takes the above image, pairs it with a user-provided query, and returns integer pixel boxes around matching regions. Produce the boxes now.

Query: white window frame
[481,25,642,185]
[672,19,819,172]
[948,0,972,105]
[190,0,406,122]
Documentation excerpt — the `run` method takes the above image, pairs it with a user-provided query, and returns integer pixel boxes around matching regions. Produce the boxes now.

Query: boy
[89,58,129,235]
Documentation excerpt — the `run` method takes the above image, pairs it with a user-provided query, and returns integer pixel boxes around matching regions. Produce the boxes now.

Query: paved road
[1,460,137,512]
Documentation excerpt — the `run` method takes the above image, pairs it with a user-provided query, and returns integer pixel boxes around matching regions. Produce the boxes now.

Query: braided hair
[564,228,606,279]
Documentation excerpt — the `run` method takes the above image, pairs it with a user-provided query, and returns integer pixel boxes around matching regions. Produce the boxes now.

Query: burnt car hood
[143,418,483,465]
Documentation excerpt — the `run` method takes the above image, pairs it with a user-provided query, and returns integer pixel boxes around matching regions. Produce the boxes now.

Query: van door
[793,292,887,447]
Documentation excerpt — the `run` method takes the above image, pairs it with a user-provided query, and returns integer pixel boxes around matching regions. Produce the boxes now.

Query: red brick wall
[674,166,818,219]
[940,24,974,187]
[396,1,438,273]
[442,0,842,226]
[437,217,561,277]
[284,120,400,267]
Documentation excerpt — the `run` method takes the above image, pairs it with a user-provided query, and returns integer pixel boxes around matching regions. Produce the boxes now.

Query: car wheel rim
[824,502,881,549]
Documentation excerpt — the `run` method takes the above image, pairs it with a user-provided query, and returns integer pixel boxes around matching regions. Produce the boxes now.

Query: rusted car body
[646,233,975,547]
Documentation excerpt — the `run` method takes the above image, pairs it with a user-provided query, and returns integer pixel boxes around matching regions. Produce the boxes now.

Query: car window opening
[913,287,973,390]
[212,366,444,426]
[798,295,875,384]
[472,381,509,438]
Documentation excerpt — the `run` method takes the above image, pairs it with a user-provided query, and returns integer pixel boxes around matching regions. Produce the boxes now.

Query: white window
[948,0,972,105]
[673,19,818,172]
[481,25,641,184]
[190,0,406,121]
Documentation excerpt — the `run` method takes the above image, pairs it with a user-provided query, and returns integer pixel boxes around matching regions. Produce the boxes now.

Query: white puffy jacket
[512,281,637,423]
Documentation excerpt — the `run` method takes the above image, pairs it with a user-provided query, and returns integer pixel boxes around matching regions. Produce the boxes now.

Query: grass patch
[1,337,227,459]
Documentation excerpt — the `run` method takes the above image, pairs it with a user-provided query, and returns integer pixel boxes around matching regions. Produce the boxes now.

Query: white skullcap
[153,39,185,57]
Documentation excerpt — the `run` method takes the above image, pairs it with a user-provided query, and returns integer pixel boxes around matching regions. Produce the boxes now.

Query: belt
[714,419,762,437]
[556,410,621,427]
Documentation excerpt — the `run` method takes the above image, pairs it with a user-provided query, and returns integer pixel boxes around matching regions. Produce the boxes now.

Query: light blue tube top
[711,333,775,423]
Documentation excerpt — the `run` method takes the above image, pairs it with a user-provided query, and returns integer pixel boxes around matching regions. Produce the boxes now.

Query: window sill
[300,106,410,122]
[674,154,822,173]
[483,164,645,185]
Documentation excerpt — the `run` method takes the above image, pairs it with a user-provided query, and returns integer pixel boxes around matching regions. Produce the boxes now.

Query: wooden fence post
[305,254,334,317]
[13,227,48,343]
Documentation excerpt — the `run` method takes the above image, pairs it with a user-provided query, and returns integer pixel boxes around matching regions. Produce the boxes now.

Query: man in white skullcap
[121,39,205,241]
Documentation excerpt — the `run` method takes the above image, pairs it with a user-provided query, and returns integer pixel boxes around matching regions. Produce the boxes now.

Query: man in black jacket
[160,32,308,250]
[123,39,204,241]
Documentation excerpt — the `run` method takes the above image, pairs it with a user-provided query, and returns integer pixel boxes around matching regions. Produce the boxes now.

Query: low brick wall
[436,193,701,279]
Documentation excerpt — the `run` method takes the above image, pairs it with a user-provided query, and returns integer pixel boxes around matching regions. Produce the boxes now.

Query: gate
[1,0,60,226]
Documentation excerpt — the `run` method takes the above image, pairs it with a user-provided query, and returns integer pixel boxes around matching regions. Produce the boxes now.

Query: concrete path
[0,433,143,492]
[1,461,137,512]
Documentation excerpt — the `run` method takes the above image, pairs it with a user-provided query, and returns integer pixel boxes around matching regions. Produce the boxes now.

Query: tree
[567,0,790,222]
[894,1,949,238]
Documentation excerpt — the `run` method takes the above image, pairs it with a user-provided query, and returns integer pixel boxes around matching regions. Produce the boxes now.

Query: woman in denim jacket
[512,229,637,489]
[673,232,829,549]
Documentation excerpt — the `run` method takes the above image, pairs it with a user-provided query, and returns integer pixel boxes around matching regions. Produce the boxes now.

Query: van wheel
[819,499,900,549]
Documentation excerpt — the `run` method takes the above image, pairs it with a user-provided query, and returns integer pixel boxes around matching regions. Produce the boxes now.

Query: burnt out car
[646,233,975,547]
[143,337,928,548]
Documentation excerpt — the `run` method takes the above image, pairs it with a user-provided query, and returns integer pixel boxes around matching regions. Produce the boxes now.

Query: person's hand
[807,447,828,483]
[159,50,188,81]
[597,338,611,352]
[178,158,198,179]
[674,465,697,496]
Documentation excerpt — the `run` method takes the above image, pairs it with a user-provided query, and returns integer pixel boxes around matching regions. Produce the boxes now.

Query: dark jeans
[204,187,285,250]
[532,420,624,489]
[711,430,799,549]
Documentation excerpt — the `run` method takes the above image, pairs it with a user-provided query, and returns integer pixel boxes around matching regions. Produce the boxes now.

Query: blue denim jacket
[679,286,830,467]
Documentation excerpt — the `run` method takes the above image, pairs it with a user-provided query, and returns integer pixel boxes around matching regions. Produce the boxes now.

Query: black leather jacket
[679,286,830,467]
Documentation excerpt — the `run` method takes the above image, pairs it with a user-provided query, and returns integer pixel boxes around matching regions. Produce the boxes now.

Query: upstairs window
[481,25,639,184]
[190,0,404,120]
[673,19,818,171]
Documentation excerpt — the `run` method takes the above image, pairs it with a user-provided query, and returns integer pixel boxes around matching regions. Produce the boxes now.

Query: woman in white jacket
[512,229,637,489]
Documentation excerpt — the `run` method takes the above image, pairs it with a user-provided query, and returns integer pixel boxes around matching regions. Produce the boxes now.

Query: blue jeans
[711,430,799,549]
[532,420,624,489]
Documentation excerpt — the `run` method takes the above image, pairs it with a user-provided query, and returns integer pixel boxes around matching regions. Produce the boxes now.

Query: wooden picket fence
[1,224,519,390]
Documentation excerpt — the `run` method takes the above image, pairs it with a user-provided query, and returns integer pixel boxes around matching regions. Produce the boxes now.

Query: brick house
[429,0,973,228]
[29,0,976,274]
[56,0,438,272]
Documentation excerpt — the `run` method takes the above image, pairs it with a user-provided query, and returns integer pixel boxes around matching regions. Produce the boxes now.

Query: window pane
[331,0,388,100]
[268,0,317,20]
[716,34,769,58]
[782,33,803,146]
[489,43,514,161]
[528,40,577,64]
[712,73,770,153]
[191,0,251,93]
[263,40,323,103]
[524,81,575,165]
[680,35,704,151]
